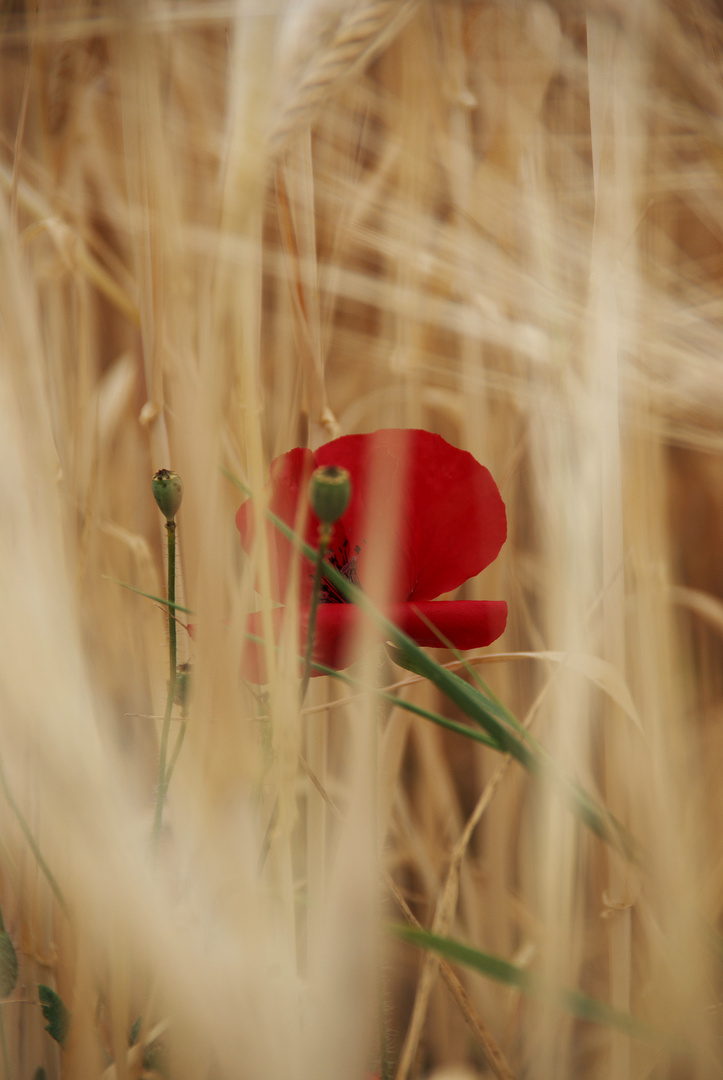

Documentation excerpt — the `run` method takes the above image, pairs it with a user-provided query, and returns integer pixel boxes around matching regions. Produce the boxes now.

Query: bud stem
[166,521,177,685]
[300,522,332,703]
[152,517,179,853]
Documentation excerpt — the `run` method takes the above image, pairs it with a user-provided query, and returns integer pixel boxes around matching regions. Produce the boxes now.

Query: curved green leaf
[393,925,668,1047]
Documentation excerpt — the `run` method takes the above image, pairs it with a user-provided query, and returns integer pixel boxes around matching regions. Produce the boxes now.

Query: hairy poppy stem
[300,522,332,703]
[152,519,177,853]
[150,467,184,855]
[163,665,191,794]
[166,521,178,685]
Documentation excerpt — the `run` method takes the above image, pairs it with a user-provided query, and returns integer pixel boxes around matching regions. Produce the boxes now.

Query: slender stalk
[0,1009,9,1080]
[299,522,332,703]
[163,720,187,792]
[166,521,177,684]
[152,519,177,853]
[163,676,190,794]
[0,756,69,918]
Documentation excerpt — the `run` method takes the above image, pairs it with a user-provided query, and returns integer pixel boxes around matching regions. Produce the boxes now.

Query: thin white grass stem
[588,11,643,1074]
[0,163,140,326]
[299,752,340,819]
[305,699,328,967]
[9,36,32,239]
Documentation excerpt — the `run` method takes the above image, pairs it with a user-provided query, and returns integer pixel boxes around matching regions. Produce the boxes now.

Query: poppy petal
[312,600,507,665]
[236,430,508,683]
[239,606,354,683]
[240,599,507,684]
[235,448,316,602]
[315,430,506,601]
[312,599,508,666]
[315,430,417,599]
[236,448,349,603]
[389,600,508,650]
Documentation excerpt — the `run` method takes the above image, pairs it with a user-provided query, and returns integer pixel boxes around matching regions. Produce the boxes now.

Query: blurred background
[0,0,722,1077]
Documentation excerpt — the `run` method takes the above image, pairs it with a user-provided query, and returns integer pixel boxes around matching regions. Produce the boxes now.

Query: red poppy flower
[236,429,507,682]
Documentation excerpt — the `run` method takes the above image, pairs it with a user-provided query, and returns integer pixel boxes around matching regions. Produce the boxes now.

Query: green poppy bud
[0,931,18,997]
[309,465,351,525]
[152,469,183,522]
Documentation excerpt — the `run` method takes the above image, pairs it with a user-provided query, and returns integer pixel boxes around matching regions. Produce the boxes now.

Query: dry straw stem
[1,0,723,1077]
[393,748,517,1080]
[387,870,516,1080]
[270,0,423,157]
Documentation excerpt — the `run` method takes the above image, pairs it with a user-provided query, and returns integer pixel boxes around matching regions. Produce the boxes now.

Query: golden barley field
[1,1,723,1077]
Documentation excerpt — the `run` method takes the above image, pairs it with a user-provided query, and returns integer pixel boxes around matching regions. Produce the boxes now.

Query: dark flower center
[319,538,362,603]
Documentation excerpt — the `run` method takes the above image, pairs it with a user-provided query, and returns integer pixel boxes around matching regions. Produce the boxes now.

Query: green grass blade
[103,577,195,615]
[378,693,501,750]
[393,925,668,1047]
